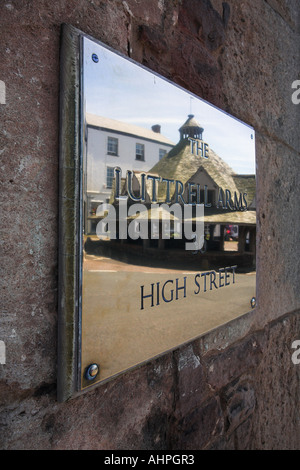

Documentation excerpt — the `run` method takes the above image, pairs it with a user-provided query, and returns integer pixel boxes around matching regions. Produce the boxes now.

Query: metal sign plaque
[58,25,256,400]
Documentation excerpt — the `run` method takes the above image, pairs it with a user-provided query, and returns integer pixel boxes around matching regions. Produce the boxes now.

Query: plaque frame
[57,24,256,402]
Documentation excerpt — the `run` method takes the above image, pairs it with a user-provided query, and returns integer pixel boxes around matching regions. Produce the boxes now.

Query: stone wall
[1,0,299,449]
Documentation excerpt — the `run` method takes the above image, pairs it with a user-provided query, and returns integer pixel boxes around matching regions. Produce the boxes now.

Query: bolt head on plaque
[250,297,256,309]
[85,363,99,381]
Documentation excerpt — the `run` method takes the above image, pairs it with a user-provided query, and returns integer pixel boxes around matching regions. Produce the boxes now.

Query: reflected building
[84,113,174,233]
[85,114,256,270]
[148,114,256,267]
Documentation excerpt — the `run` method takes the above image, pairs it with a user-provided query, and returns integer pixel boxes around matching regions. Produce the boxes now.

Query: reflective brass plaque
[58,25,256,400]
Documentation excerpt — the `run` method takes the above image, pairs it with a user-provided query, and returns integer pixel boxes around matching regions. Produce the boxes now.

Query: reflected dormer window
[159,148,167,160]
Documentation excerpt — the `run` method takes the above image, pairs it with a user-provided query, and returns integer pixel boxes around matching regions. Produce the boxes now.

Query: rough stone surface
[1,0,300,450]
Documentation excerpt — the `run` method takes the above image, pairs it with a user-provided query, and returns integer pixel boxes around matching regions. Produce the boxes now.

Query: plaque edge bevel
[57,23,82,403]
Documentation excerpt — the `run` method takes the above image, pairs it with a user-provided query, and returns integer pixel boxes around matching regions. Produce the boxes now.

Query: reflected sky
[83,37,256,175]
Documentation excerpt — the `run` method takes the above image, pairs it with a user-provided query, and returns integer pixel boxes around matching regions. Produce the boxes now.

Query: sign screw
[85,363,99,381]
[250,297,256,309]
[92,53,99,63]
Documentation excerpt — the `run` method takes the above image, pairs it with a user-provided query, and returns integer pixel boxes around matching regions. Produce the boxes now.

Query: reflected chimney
[151,124,161,133]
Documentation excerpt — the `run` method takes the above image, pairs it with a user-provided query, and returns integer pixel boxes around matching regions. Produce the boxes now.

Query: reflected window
[159,148,167,160]
[106,166,114,188]
[136,143,145,161]
[107,136,118,156]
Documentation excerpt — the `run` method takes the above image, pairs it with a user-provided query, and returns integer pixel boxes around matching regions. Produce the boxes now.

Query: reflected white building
[84,113,174,233]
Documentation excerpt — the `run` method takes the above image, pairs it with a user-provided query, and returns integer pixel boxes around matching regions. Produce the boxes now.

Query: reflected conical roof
[179,114,204,132]
[149,139,239,202]
[149,138,256,211]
